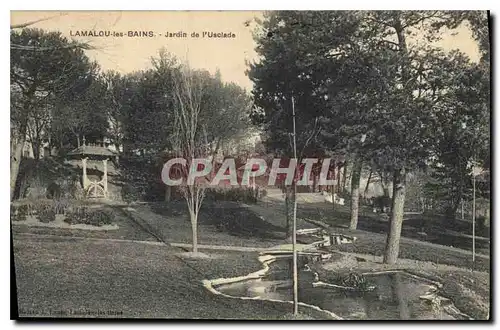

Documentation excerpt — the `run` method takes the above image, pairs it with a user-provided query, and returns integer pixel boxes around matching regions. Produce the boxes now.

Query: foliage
[205,187,260,204]
[52,198,70,214]
[63,208,114,227]
[37,208,56,223]
[10,27,101,200]
[329,272,374,292]
[372,195,392,213]
[51,72,109,149]
[249,10,490,263]
[11,204,28,221]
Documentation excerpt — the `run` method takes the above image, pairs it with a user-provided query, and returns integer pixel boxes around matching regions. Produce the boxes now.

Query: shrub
[259,188,268,198]
[373,195,391,212]
[33,200,51,215]
[63,215,78,225]
[122,182,145,203]
[85,210,113,227]
[11,204,28,222]
[63,208,114,227]
[206,187,259,204]
[52,198,69,215]
[37,209,56,223]
[46,182,62,199]
[329,272,374,292]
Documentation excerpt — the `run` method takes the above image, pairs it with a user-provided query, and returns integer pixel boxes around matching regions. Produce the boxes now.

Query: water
[214,257,465,320]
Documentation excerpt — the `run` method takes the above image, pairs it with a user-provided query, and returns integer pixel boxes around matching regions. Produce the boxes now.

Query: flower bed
[11,199,119,231]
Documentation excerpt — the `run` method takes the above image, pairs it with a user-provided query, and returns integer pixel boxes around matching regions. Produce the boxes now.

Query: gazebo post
[103,158,108,198]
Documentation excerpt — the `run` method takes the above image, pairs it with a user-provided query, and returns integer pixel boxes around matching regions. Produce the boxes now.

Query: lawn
[12,198,490,320]
[330,230,490,272]
[295,201,490,256]
[123,201,287,248]
[12,235,333,319]
[11,200,288,248]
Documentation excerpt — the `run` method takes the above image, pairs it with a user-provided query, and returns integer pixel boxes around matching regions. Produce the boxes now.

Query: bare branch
[10,13,68,29]
[401,11,440,29]
[11,42,95,51]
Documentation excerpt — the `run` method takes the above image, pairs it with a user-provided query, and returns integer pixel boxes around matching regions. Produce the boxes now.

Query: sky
[10,11,482,91]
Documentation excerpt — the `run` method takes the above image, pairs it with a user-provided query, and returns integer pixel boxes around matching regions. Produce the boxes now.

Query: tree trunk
[165,185,171,202]
[210,139,221,177]
[341,160,348,193]
[445,203,459,225]
[383,168,407,264]
[349,158,363,230]
[484,207,490,228]
[364,168,373,197]
[10,121,28,201]
[32,139,40,161]
[446,184,463,225]
[337,164,342,194]
[190,211,198,253]
[331,184,335,211]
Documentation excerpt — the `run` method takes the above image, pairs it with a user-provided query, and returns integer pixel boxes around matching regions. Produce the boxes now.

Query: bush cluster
[11,199,114,227]
[11,204,28,221]
[205,187,267,204]
[63,208,114,227]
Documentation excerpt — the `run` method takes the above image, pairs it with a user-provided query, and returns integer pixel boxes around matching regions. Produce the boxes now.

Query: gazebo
[67,139,118,199]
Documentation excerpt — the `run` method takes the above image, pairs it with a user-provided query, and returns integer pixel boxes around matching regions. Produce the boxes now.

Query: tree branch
[10,13,68,29]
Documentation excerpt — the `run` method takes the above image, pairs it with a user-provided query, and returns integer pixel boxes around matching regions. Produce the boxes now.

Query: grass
[11,199,290,250]
[126,201,286,248]
[296,202,490,255]
[13,197,490,320]
[12,235,334,319]
[331,231,490,272]
[13,198,490,272]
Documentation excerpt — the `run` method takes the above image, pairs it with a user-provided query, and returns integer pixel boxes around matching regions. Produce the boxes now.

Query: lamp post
[291,95,298,316]
[471,163,482,264]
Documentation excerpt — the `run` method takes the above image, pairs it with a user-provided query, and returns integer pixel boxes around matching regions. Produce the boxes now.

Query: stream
[207,254,472,320]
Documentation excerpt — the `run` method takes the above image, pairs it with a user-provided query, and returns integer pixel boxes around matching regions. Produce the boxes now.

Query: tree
[170,64,209,253]
[354,11,489,264]
[26,99,52,161]
[51,63,108,150]
[102,71,128,152]
[425,12,490,222]
[248,11,355,234]
[200,76,254,163]
[10,28,96,200]
[248,10,489,264]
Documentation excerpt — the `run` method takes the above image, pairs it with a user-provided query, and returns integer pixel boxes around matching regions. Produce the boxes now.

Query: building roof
[67,144,117,158]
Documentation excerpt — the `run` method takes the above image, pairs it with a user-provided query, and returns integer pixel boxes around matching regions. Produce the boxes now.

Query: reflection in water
[214,256,463,320]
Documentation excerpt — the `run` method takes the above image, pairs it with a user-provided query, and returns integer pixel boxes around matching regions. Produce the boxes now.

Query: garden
[11,198,118,230]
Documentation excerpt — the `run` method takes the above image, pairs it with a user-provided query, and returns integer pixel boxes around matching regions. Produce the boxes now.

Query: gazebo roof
[67,144,117,158]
